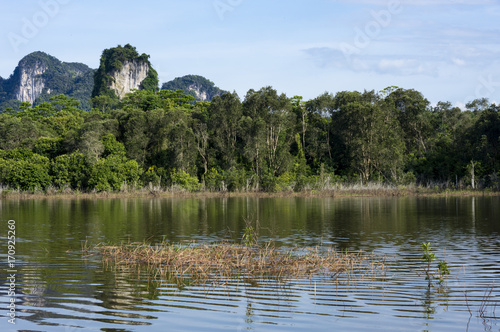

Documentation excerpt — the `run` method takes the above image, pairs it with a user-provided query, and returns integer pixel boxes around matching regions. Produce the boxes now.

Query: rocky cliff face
[188,83,208,101]
[109,60,150,99]
[161,75,226,101]
[91,44,159,100]
[15,60,48,104]
[0,52,95,111]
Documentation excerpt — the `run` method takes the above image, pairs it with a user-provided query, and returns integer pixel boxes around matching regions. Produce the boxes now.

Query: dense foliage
[0,86,498,192]
[161,75,226,101]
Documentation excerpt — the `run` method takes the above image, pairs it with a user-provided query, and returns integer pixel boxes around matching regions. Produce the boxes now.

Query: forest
[0,86,498,193]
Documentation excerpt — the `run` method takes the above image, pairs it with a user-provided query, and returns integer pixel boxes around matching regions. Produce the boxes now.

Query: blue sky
[1,0,499,107]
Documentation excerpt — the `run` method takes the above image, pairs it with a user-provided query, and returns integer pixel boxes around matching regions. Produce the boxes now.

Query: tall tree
[241,87,295,179]
[163,108,197,173]
[304,92,335,169]
[208,92,242,170]
[467,103,500,174]
[385,88,430,156]
[333,90,404,182]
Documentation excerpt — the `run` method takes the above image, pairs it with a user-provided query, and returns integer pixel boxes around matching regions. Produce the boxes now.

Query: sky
[1,0,499,107]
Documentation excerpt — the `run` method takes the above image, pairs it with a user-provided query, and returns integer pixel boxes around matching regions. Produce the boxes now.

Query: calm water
[0,196,499,331]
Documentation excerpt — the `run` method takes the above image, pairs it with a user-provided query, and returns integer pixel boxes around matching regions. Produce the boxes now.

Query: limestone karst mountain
[91,44,159,100]
[161,75,226,101]
[0,45,226,111]
[0,51,94,110]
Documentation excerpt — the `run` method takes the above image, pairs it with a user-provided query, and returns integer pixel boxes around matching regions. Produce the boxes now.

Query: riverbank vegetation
[0,86,499,195]
[1,183,498,200]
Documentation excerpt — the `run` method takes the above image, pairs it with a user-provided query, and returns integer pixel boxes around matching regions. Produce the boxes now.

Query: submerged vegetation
[96,218,385,284]
[97,240,385,285]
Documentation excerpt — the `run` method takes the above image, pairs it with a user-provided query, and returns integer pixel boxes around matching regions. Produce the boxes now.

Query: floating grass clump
[98,241,385,282]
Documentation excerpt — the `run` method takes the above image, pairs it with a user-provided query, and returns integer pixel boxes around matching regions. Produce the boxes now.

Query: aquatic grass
[97,241,386,285]
[479,286,498,319]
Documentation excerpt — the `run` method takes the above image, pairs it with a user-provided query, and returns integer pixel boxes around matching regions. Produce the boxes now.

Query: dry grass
[97,241,386,285]
[1,181,499,200]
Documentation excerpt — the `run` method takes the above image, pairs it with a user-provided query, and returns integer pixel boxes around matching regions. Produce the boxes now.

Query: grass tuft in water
[96,241,386,284]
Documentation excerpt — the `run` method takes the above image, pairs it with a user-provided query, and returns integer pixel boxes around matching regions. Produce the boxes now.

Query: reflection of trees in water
[420,286,451,321]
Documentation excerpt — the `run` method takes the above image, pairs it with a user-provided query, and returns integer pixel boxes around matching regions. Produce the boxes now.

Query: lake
[1,196,499,331]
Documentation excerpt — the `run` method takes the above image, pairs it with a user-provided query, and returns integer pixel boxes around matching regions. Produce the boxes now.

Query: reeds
[479,286,498,319]
[1,184,498,200]
[97,241,385,285]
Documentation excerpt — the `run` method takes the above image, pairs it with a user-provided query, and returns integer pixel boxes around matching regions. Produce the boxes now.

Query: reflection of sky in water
[0,196,498,331]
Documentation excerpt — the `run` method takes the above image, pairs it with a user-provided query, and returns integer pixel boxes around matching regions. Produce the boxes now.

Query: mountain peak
[0,47,225,112]
[92,44,159,100]
[161,75,226,101]
[0,51,94,111]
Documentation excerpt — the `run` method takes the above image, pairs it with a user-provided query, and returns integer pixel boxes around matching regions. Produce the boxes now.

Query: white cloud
[304,46,439,76]
[452,58,466,66]
[376,58,438,76]
[455,101,467,110]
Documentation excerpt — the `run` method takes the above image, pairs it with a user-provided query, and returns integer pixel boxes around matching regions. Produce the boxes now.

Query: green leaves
[92,44,158,100]
[332,90,404,183]
[169,169,200,191]
[1,72,500,193]
[34,137,63,159]
[161,75,225,102]
[51,152,89,189]
[420,242,450,287]
[421,242,435,263]
[241,87,295,181]
[209,92,242,170]
[101,134,126,158]
[438,260,450,277]
[0,149,51,190]
[88,154,142,192]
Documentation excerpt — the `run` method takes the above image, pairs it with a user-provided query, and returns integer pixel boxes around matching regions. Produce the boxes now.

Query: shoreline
[1,187,498,200]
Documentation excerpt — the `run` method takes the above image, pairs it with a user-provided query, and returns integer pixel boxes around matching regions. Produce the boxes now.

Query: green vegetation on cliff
[0,52,94,111]
[161,75,226,101]
[91,44,159,101]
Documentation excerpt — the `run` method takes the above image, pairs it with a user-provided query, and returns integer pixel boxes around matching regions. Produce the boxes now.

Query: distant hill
[0,52,95,111]
[161,75,226,101]
[0,50,224,112]
[92,44,159,100]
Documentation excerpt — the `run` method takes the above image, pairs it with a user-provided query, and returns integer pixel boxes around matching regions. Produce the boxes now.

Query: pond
[1,196,499,331]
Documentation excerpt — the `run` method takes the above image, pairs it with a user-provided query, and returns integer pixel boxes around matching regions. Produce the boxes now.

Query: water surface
[1,196,499,331]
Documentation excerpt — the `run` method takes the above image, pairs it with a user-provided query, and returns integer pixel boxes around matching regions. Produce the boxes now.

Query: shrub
[0,153,51,190]
[169,169,200,191]
[276,172,295,192]
[225,167,249,191]
[204,168,224,191]
[142,166,161,186]
[51,152,89,189]
[88,155,142,191]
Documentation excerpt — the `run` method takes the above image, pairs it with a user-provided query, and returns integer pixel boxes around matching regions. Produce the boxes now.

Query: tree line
[0,87,498,192]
